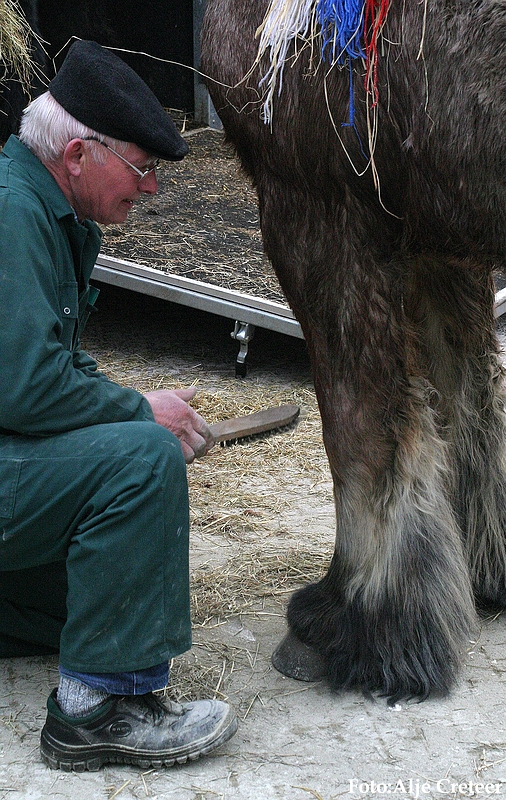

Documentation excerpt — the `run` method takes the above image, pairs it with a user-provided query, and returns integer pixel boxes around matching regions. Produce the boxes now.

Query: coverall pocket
[0,458,22,521]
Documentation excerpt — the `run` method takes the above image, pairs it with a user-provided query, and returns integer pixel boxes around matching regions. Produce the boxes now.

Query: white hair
[18,91,128,163]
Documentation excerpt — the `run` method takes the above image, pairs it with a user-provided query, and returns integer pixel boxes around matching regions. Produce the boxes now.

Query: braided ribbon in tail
[255,0,390,126]
[316,0,390,125]
[364,0,390,106]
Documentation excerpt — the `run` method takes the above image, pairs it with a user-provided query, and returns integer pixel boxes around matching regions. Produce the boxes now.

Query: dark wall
[0,1,195,143]
[37,0,195,112]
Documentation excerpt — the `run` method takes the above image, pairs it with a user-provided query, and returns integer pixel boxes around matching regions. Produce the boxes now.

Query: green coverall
[0,136,191,672]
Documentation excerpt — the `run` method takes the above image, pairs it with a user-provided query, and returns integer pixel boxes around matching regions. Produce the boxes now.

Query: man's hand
[143,387,215,464]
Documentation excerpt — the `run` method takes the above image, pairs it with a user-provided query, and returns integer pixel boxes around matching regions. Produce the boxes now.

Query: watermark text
[348,778,503,797]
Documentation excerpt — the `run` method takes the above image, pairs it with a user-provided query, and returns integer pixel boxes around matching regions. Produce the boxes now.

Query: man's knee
[0,422,187,571]
[84,420,186,479]
[118,421,186,479]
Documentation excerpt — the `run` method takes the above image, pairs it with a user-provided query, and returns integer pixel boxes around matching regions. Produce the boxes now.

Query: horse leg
[257,181,476,700]
[404,255,506,608]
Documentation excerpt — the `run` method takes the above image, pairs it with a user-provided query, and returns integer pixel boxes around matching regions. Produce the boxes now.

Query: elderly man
[0,40,237,770]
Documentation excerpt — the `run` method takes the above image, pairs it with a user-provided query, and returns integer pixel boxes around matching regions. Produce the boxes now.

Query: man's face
[69,140,159,225]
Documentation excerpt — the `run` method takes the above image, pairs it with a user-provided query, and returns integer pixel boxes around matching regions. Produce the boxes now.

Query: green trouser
[0,421,191,672]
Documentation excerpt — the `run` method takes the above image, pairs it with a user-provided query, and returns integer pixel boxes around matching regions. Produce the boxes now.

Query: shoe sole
[40,711,238,772]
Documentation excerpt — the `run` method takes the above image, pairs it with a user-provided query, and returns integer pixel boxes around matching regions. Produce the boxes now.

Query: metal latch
[231,321,255,377]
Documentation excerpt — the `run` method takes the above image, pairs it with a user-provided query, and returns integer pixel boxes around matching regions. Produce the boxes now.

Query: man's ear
[63,139,86,177]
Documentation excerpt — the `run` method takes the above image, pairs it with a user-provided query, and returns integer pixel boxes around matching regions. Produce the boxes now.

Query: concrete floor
[2,607,506,800]
[2,303,506,800]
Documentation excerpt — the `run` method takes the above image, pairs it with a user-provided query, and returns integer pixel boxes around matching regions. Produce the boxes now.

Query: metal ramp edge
[92,255,506,373]
[92,254,303,375]
[92,254,303,337]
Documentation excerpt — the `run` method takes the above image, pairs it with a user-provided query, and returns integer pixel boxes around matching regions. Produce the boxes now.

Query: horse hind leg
[404,255,506,609]
[451,345,506,608]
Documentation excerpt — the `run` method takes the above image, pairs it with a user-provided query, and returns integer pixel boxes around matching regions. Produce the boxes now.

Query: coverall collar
[2,135,80,222]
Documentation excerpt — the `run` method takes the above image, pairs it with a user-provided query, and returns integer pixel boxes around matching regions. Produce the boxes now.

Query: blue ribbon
[315,0,367,132]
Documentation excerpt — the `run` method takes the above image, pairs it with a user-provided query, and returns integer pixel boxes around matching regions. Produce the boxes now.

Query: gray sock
[57,675,110,718]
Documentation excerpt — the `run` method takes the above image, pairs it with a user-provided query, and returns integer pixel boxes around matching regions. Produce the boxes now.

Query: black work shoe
[40,689,237,772]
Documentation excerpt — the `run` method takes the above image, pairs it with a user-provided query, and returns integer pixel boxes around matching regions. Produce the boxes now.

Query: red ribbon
[364,0,390,106]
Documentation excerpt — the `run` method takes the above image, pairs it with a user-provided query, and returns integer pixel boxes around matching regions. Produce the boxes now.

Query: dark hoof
[271,631,327,682]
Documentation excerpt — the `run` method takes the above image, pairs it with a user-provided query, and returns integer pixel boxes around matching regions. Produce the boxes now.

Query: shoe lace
[142,692,185,725]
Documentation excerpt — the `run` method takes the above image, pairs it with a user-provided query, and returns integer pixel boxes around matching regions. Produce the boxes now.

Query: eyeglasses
[83,137,160,181]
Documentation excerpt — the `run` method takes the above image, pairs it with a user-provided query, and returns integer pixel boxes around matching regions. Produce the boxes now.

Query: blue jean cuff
[59,662,169,694]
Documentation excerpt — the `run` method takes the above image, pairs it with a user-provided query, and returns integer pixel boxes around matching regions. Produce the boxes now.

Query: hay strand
[0,0,40,91]
[191,545,330,626]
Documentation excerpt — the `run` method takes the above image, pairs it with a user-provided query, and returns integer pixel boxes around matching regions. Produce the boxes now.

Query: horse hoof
[271,631,327,681]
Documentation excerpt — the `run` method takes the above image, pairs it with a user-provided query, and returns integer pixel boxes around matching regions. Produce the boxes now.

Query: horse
[201,0,506,701]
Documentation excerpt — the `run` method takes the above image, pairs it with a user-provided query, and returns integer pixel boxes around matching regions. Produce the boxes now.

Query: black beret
[49,40,188,161]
